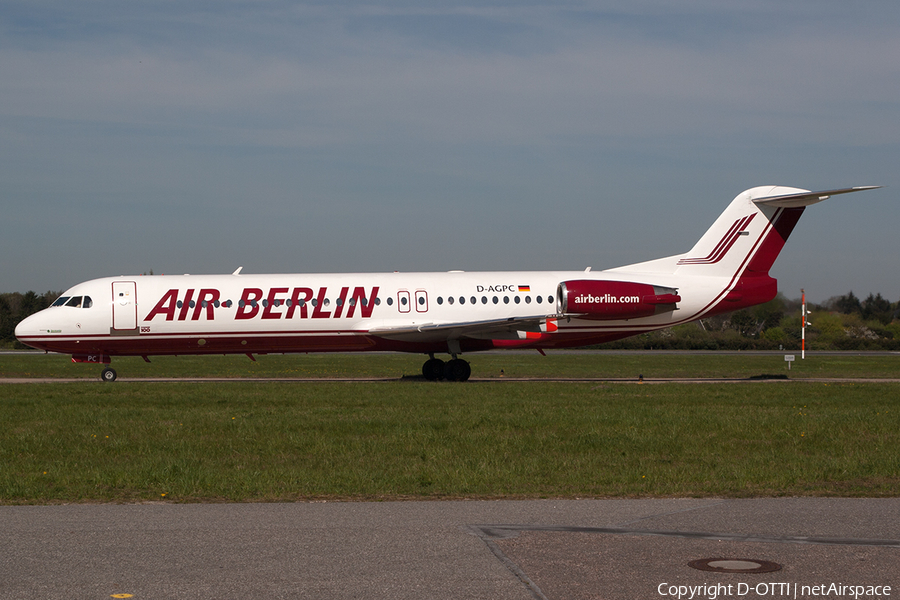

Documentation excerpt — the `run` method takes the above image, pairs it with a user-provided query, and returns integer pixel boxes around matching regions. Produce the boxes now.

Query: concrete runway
[4,376,900,384]
[2,499,898,599]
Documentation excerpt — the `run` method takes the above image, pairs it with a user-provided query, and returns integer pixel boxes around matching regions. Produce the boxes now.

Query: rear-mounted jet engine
[557,280,681,320]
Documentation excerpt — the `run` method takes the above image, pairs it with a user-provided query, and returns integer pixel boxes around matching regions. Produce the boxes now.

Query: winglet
[232,266,243,275]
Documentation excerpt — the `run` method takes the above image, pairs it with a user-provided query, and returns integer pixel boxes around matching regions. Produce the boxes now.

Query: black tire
[444,359,471,382]
[422,358,445,381]
[101,367,117,382]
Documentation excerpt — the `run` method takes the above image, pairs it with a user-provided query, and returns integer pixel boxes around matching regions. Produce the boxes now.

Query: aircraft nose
[15,312,35,338]
[15,310,49,343]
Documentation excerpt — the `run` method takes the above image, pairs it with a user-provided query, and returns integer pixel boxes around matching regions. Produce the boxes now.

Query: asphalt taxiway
[2,498,898,599]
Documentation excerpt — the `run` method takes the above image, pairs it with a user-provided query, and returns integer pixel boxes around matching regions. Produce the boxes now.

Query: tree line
[2,289,899,351]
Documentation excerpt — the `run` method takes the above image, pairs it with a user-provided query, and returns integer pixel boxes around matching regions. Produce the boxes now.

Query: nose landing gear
[100,367,118,382]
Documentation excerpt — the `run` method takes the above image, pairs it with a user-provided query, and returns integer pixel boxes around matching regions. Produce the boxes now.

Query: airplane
[15,185,879,382]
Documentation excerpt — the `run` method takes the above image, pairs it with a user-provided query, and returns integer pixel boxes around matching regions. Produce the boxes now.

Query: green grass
[2,350,899,379]
[1,380,898,503]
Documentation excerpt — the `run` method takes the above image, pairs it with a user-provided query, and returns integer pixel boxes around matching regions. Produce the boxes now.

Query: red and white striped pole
[801,289,806,360]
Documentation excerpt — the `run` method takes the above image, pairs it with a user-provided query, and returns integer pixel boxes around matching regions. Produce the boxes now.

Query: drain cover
[688,558,782,574]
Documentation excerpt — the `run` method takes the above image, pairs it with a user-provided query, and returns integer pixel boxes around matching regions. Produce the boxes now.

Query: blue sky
[2,1,898,302]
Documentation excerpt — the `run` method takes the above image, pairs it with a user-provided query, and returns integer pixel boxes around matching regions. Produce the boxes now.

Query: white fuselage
[15,185,878,376]
[14,269,719,358]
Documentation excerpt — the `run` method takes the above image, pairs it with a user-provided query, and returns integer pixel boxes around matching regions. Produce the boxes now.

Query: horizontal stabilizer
[753,186,881,208]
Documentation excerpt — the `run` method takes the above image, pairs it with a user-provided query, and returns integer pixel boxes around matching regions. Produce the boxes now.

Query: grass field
[2,352,899,504]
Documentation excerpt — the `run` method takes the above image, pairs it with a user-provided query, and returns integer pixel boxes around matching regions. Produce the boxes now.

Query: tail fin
[675,185,803,279]
[608,185,879,280]
[676,185,879,313]
[676,185,879,278]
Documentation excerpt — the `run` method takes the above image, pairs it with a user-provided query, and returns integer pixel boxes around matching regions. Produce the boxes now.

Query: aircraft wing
[368,314,559,341]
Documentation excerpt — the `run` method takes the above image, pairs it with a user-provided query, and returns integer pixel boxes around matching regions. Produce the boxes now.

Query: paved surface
[2,499,898,599]
[4,376,900,384]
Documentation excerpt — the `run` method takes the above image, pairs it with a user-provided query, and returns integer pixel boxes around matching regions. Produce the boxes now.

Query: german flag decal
[518,285,531,292]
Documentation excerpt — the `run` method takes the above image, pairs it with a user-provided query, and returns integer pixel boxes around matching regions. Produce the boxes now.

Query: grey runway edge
[1,498,898,599]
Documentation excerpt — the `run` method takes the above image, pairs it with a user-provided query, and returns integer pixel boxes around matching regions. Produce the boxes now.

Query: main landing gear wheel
[422,358,445,381]
[100,367,117,382]
[422,356,471,382]
[444,358,471,382]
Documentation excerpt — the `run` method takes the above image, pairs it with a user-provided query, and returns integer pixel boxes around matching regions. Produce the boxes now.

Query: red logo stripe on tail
[677,214,755,265]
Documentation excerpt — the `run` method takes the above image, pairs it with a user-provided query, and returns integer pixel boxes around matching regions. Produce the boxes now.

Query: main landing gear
[422,354,471,382]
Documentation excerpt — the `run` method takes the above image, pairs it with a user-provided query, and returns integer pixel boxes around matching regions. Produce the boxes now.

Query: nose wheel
[421,356,471,382]
[101,367,118,382]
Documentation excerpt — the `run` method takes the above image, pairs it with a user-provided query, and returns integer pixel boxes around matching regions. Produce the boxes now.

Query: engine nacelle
[557,280,681,320]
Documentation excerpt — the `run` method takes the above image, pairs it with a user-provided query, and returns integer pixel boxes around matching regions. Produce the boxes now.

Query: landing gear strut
[421,354,471,382]
[100,367,118,382]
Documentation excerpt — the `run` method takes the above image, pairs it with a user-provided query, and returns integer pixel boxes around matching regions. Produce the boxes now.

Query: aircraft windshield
[53,296,93,308]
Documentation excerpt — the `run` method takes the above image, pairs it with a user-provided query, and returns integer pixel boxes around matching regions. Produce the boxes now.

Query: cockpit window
[54,295,92,308]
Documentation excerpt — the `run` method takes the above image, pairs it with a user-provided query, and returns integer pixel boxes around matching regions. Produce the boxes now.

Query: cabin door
[112,281,138,331]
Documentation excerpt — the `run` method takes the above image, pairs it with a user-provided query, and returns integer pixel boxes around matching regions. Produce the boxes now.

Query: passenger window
[514,296,520,304]
[387,297,393,306]
[437,297,443,305]
[471,296,477,305]
[503,296,509,304]
[448,296,454,305]
[492,296,498,304]
[481,296,487,304]
[525,296,531,304]
[537,296,542,304]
